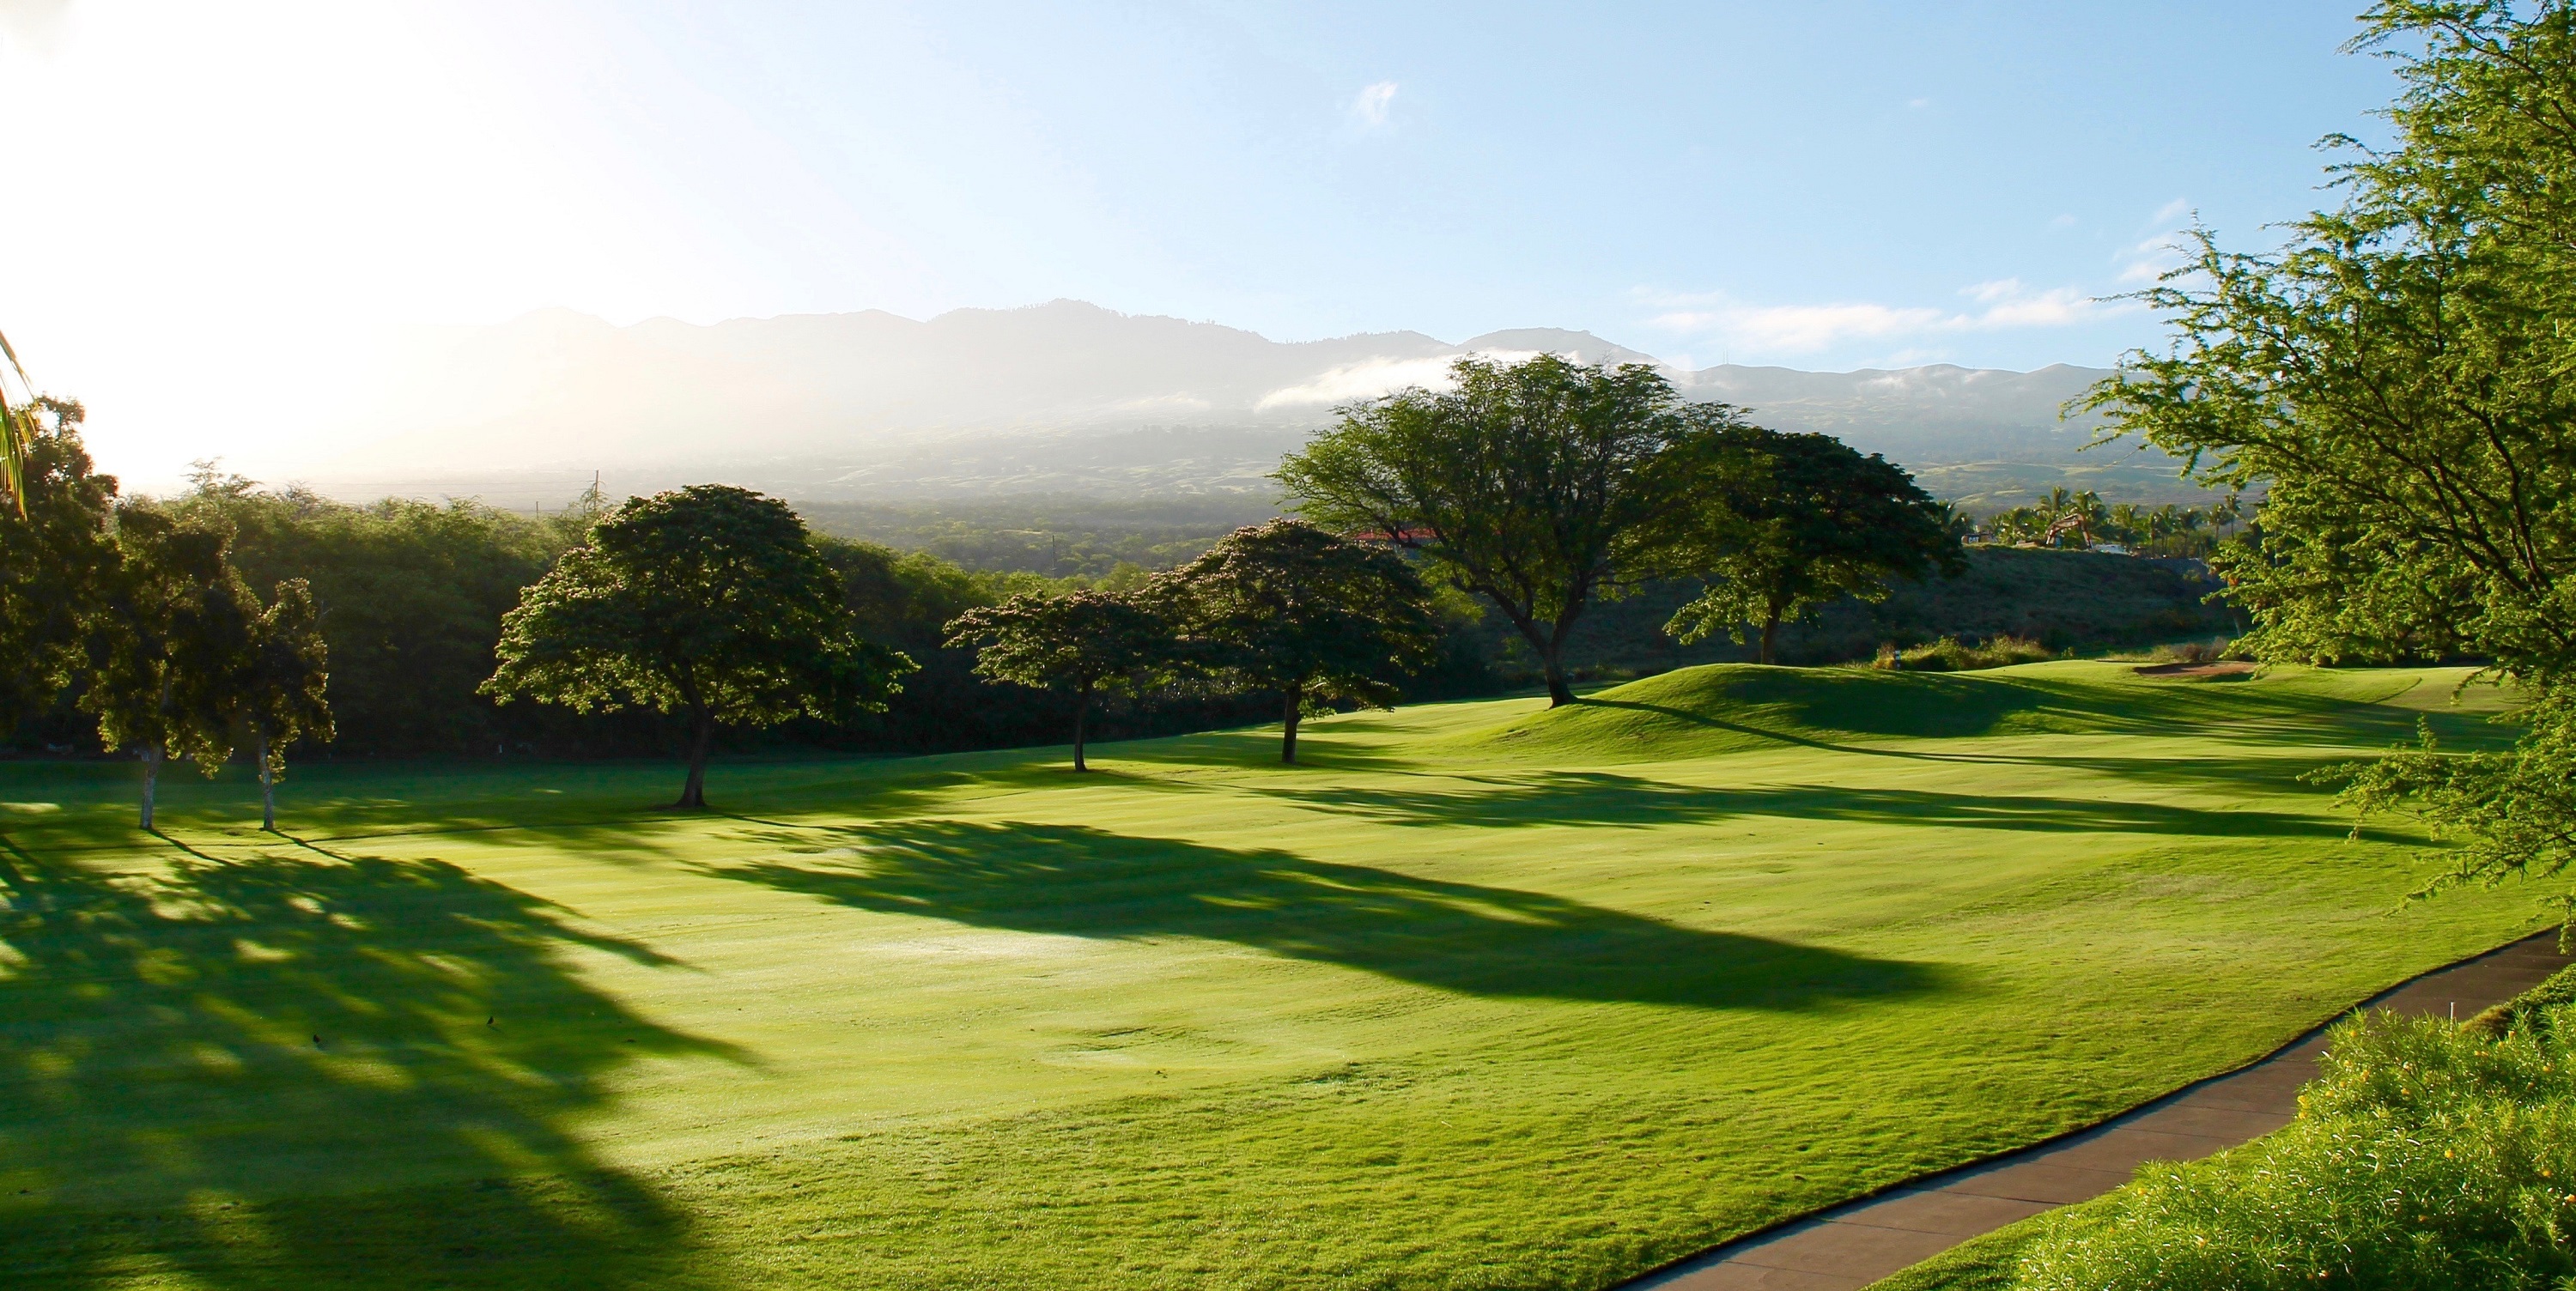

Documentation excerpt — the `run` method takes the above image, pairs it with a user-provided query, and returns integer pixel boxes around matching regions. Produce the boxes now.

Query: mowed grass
[0,661,2543,1289]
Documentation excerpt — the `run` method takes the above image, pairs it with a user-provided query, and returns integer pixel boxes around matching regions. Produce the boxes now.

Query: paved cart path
[1626,931,2572,1291]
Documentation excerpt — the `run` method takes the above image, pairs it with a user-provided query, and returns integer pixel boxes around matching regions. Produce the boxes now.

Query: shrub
[1871,635,2056,673]
[2011,1004,2576,1291]
[2150,637,2237,666]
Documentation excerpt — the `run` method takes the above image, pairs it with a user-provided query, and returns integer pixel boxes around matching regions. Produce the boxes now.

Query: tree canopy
[483,485,914,808]
[944,591,1170,772]
[1665,429,1964,664]
[83,506,261,829]
[1278,354,1731,706]
[1154,519,1437,763]
[2081,0,2576,917]
[0,400,118,731]
[228,578,333,830]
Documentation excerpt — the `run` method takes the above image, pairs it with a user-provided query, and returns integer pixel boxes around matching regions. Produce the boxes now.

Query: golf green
[0,661,2542,1288]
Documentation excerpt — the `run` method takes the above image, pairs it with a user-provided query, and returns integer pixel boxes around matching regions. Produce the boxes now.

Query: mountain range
[308,300,2203,508]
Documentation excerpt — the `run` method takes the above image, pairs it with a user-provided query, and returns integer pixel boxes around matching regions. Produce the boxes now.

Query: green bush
[1871,634,2057,673]
[2010,1004,2576,1291]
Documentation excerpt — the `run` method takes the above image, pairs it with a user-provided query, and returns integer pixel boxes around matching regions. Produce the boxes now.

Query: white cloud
[1349,81,1397,128]
[1637,280,2120,358]
[2117,199,2199,283]
[1257,349,1537,409]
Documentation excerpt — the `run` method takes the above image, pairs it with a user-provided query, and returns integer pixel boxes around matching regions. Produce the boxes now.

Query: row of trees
[472,356,1965,795]
[0,405,332,828]
[1979,489,2248,555]
[2,356,1963,811]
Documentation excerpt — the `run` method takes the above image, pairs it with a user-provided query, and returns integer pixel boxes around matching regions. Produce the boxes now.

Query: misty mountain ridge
[312,299,2198,508]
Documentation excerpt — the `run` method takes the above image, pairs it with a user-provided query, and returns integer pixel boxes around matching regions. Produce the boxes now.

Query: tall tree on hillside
[2081,2,2576,920]
[943,591,1171,772]
[483,485,914,809]
[0,399,119,731]
[228,579,333,831]
[1665,429,1963,664]
[84,509,258,829]
[1278,355,1732,706]
[1157,519,1437,764]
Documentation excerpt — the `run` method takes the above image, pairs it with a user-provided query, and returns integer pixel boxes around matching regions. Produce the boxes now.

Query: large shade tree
[2080,1,2576,922]
[483,485,914,808]
[1279,355,1732,706]
[943,591,1170,773]
[1665,429,1964,664]
[1156,518,1437,763]
[83,508,258,829]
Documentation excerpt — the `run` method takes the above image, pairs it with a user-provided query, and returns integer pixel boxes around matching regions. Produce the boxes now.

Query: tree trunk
[1759,610,1783,666]
[1280,688,1302,765]
[1504,614,1579,707]
[141,746,161,832]
[257,728,276,831]
[676,708,714,809]
[1072,684,1091,773]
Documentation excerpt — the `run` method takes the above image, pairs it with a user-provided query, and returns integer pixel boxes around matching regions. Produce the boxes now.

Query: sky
[0,1,2404,484]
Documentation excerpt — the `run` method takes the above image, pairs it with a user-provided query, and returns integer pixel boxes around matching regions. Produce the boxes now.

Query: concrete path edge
[1618,929,2572,1291]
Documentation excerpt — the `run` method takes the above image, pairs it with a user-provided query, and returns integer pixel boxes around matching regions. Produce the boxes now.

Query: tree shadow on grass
[1244,771,2352,839]
[1575,668,2503,752]
[705,820,1945,1011]
[0,833,743,1290]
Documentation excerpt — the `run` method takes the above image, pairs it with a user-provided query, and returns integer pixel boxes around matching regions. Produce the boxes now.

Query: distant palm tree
[0,328,37,517]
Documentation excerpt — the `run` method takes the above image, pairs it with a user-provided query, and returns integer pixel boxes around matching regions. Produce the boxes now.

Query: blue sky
[3,1,2400,472]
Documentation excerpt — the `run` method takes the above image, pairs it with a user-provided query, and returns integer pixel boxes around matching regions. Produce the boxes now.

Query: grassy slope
[0,662,2540,1290]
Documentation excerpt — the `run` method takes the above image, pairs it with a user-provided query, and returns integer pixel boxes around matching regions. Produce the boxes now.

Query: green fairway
[0,661,2543,1289]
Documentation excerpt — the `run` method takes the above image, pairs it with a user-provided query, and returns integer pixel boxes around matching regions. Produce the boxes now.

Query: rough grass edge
[1858,959,2576,1291]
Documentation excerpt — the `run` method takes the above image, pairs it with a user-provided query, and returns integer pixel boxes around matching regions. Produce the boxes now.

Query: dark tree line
[5,355,1968,809]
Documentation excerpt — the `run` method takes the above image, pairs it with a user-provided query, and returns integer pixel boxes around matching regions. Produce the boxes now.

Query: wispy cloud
[1349,81,1398,129]
[2117,198,2197,283]
[1637,279,2121,358]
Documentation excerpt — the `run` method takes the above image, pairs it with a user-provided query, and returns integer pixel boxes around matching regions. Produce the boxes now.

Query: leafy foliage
[1154,518,1438,762]
[2014,1005,2576,1290]
[484,485,914,807]
[82,507,264,826]
[0,400,118,730]
[2085,1,2576,919]
[943,591,1172,771]
[1665,428,1964,664]
[1279,355,1733,706]
[228,578,333,829]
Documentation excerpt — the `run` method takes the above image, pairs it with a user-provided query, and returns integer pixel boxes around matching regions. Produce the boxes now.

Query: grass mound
[1453,658,2485,764]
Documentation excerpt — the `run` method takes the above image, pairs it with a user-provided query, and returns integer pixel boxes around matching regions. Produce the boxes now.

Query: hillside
[290,301,2206,506]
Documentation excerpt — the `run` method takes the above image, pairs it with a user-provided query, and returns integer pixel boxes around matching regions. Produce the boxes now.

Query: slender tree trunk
[1280,688,1302,765]
[1759,610,1783,666]
[1072,683,1091,773]
[141,746,161,832]
[676,707,714,809]
[257,728,276,831]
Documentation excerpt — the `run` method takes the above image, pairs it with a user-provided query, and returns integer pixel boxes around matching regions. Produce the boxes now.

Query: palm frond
[0,327,33,517]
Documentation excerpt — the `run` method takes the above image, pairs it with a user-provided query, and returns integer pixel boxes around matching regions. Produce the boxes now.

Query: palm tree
[0,328,37,517]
